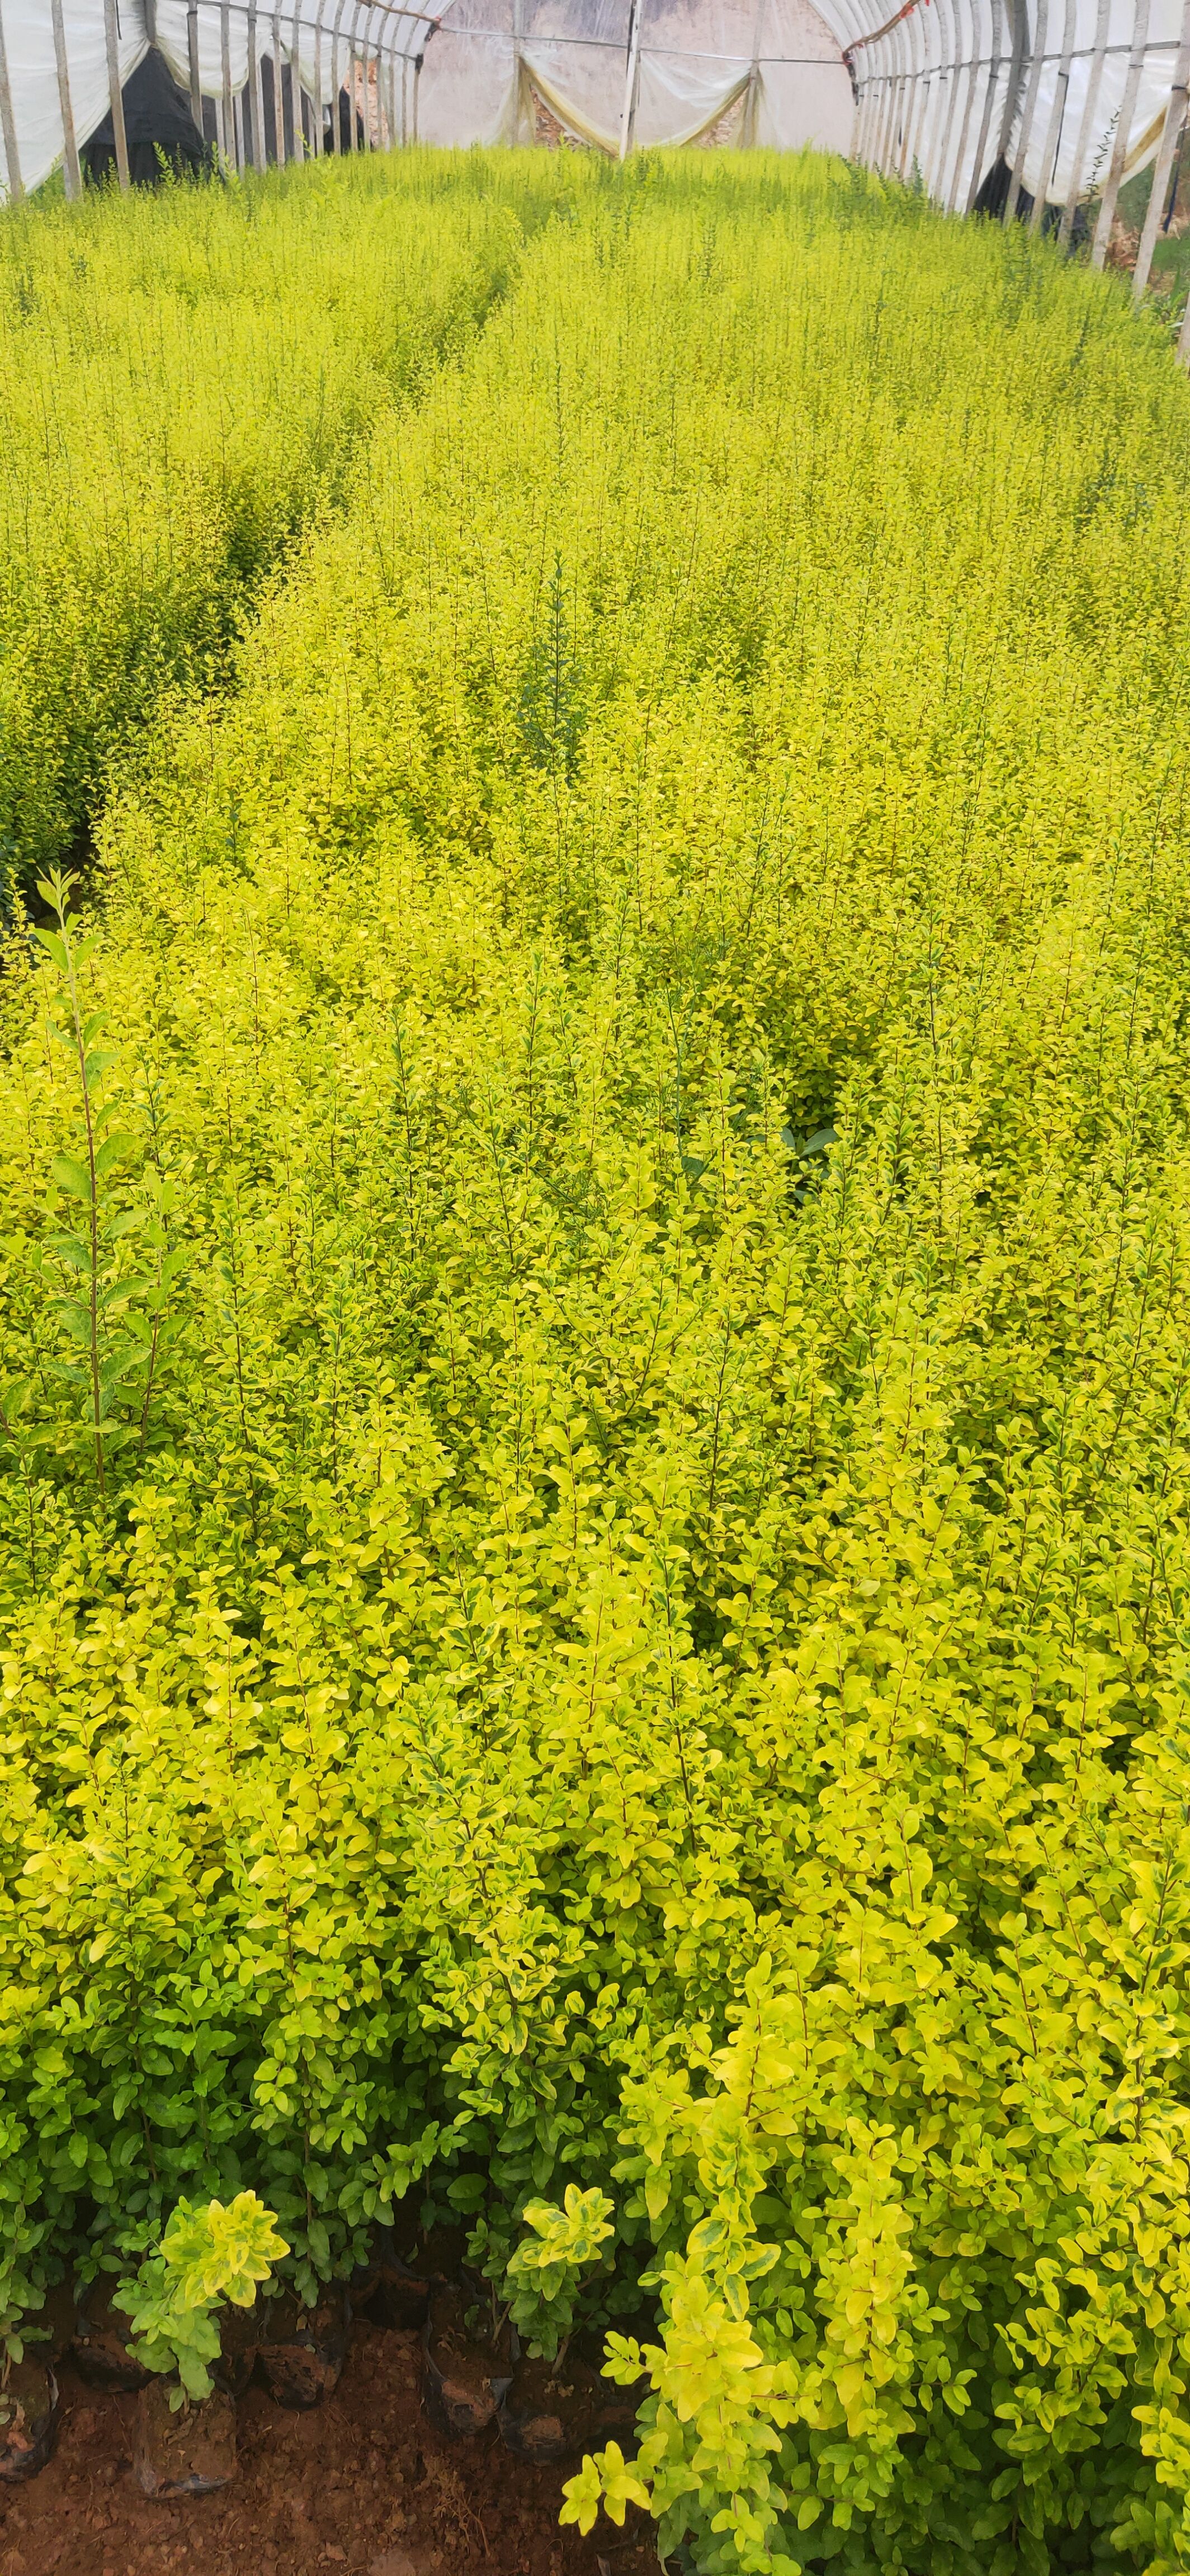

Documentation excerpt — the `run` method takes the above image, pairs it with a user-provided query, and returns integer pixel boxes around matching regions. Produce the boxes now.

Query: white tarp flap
[422,0,851,148]
[0,0,147,200]
[417,0,519,141]
[151,3,247,97]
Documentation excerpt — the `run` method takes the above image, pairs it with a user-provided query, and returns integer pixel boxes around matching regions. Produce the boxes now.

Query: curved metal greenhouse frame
[0,0,1187,361]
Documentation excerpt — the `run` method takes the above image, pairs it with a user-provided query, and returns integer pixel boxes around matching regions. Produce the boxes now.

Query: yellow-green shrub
[0,146,588,889]
[1,150,1190,2576]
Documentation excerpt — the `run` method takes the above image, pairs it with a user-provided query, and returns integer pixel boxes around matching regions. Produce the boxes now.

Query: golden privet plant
[1,149,1189,2576]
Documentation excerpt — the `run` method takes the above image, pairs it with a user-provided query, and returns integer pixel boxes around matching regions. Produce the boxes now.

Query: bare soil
[0,2322,657,2576]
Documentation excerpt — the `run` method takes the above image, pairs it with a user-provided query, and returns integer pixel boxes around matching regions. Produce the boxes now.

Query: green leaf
[50,1154,92,1205]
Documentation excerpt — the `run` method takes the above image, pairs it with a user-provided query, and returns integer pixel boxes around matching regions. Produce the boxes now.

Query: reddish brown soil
[0,2323,657,2576]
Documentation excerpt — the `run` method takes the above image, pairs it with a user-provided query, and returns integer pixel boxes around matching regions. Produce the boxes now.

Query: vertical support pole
[1178,273,1190,363]
[1056,0,1107,240]
[329,0,348,148]
[1133,0,1190,300]
[966,0,1006,206]
[248,3,266,164]
[865,41,891,168]
[1005,0,1049,221]
[993,0,1028,197]
[620,0,644,157]
[291,1,305,157]
[512,0,524,138]
[221,0,236,164]
[350,0,366,148]
[411,42,422,140]
[899,22,925,181]
[103,0,131,190]
[881,19,909,171]
[0,0,22,203]
[188,2,204,135]
[1029,0,1075,228]
[931,0,964,203]
[365,5,378,145]
[51,0,82,200]
[311,0,324,150]
[922,0,948,196]
[947,0,983,208]
[272,8,287,160]
[744,0,765,150]
[344,0,357,146]
[891,16,916,171]
[1091,0,1151,264]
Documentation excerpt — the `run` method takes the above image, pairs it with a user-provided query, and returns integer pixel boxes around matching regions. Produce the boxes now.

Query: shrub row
[0,145,585,895]
[2,150,1190,2575]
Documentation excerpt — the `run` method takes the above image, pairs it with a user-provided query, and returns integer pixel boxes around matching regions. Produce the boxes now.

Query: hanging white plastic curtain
[0,0,1186,280]
[417,0,853,150]
[840,0,1190,219]
[0,0,439,202]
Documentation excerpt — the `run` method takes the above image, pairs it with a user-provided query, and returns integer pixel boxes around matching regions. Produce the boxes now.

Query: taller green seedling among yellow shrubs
[115,2195,289,2408]
[32,870,178,1496]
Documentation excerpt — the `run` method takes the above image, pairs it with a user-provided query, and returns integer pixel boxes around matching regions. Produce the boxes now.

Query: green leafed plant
[504,2186,615,2360]
[31,870,150,1494]
[114,2195,289,2408]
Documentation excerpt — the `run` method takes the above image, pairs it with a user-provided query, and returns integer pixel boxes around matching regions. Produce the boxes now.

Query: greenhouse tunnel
[0,1,1186,305]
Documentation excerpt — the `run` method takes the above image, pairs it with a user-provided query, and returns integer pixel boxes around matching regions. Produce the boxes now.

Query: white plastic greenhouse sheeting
[418,0,852,152]
[838,0,1190,216]
[0,0,1186,228]
[0,1,437,201]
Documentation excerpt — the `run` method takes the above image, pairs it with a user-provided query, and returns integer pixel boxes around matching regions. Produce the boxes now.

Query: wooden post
[329,0,350,146]
[272,8,287,160]
[50,0,82,199]
[311,0,323,151]
[620,0,644,158]
[103,0,131,190]
[221,0,236,164]
[188,2,204,134]
[1005,0,1049,222]
[1091,0,1151,266]
[1029,0,1075,228]
[0,1,21,203]
[291,2,304,158]
[1132,0,1190,300]
[362,4,376,145]
[252,3,269,163]
[1056,0,1107,243]
[349,0,365,148]
[344,1,356,148]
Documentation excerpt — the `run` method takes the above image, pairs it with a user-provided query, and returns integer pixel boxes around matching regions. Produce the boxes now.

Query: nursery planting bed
[0,2323,645,2576]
